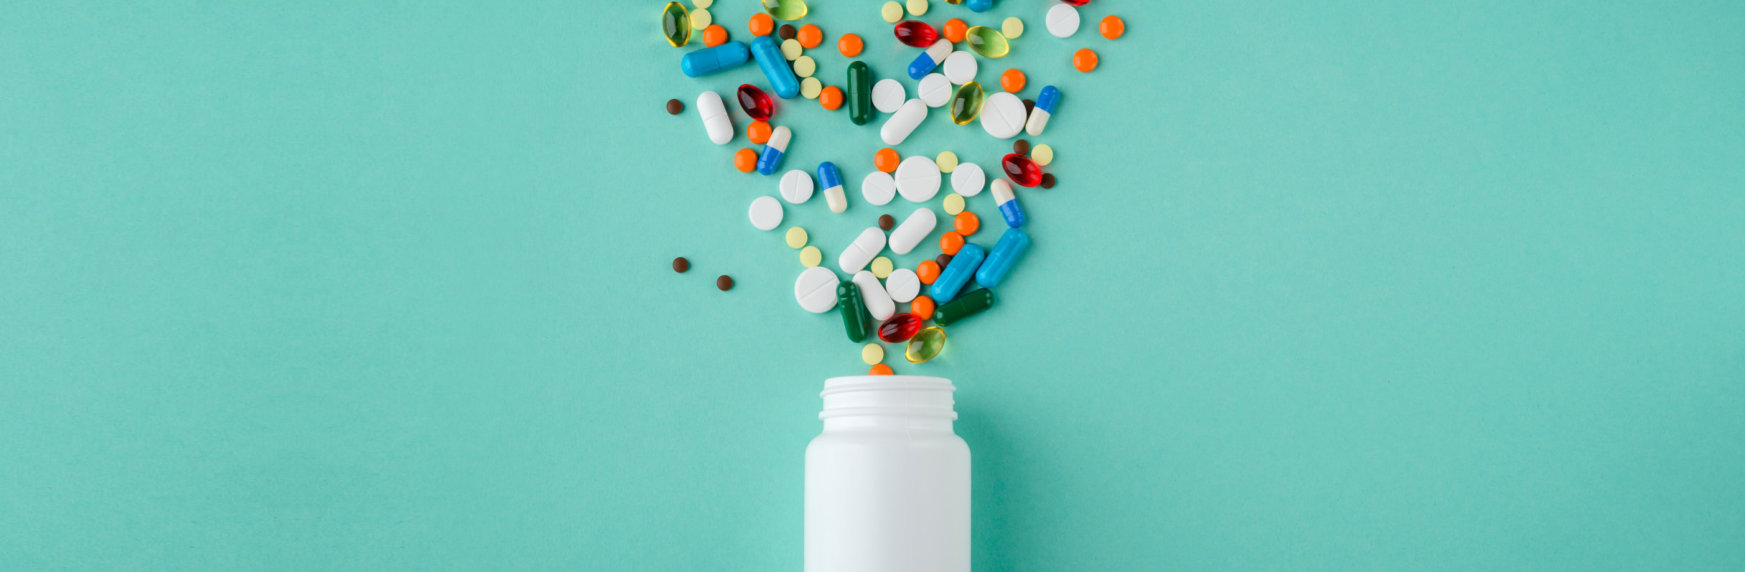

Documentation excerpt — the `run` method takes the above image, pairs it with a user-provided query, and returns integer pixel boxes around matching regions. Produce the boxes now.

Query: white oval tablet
[779,170,814,204]
[979,92,1027,139]
[852,271,896,321]
[696,91,733,145]
[794,266,840,313]
[894,155,942,202]
[880,99,928,146]
[888,207,938,255]
[942,51,978,84]
[1046,3,1080,38]
[838,226,887,274]
[884,268,921,303]
[872,79,906,114]
[861,171,897,206]
[951,162,986,196]
[918,73,953,108]
[749,195,782,230]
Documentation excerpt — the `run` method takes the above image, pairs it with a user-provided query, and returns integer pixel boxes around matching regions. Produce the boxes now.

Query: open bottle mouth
[820,375,957,420]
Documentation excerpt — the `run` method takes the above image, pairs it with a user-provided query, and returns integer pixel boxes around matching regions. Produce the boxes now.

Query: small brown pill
[1013,139,1030,155]
[666,99,684,115]
[673,257,690,273]
[878,214,895,230]
[935,253,953,268]
[1022,98,1035,116]
[1040,173,1056,189]
[716,275,734,291]
[778,25,798,40]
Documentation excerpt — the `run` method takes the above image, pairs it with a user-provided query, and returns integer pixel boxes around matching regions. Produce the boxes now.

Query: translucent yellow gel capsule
[964,26,1010,58]
[763,0,808,21]
[661,2,691,47]
[950,81,984,125]
[905,327,946,363]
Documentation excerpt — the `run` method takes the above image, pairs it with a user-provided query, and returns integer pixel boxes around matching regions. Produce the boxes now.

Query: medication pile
[663,0,1124,374]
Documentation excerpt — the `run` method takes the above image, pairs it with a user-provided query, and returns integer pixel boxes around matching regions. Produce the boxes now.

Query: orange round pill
[916,261,941,285]
[748,13,775,37]
[747,120,773,145]
[734,148,758,172]
[1073,48,1099,72]
[869,363,895,376]
[939,231,965,255]
[838,33,864,57]
[797,24,823,49]
[954,212,980,236]
[818,86,844,110]
[943,19,968,43]
[703,24,729,47]
[910,296,936,320]
[874,148,901,173]
[999,69,1026,93]
[1100,15,1125,40]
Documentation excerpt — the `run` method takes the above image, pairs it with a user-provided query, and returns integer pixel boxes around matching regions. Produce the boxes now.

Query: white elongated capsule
[852,271,896,321]
[881,99,928,146]
[697,91,734,145]
[888,207,937,255]
[838,226,887,274]
[1025,85,1060,137]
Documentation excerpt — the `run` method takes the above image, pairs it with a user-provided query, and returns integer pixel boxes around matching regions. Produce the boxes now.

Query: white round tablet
[894,156,942,202]
[1046,3,1080,38]
[950,162,986,196]
[861,171,897,206]
[872,79,906,114]
[779,170,814,204]
[749,195,783,230]
[917,73,953,108]
[794,266,840,313]
[942,51,978,85]
[884,268,921,303]
[979,92,1027,139]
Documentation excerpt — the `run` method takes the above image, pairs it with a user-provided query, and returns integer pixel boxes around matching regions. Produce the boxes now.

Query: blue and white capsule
[908,39,954,80]
[681,42,751,77]
[965,0,995,13]
[757,126,791,175]
[818,162,848,213]
[750,36,801,99]
[1024,85,1059,136]
[975,228,1030,288]
[930,243,985,304]
[991,179,1026,228]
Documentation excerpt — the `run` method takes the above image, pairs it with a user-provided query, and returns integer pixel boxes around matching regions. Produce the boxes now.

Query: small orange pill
[747,120,773,145]
[869,363,895,375]
[748,13,775,37]
[703,24,729,47]
[818,86,844,110]
[838,33,864,57]
[874,148,901,173]
[734,148,758,172]
[939,231,965,255]
[916,261,941,285]
[1100,15,1125,40]
[1073,48,1099,72]
[999,69,1026,93]
[797,24,823,49]
[954,212,980,236]
[943,19,968,43]
[910,296,936,320]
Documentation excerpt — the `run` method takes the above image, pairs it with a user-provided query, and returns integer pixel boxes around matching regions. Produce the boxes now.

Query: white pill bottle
[805,375,970,572]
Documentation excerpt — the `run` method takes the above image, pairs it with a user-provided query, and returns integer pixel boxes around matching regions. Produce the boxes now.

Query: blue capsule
[990,179,1025,228]
[680,42,751,77]
[965,0,995,13]
[930,243,985,304]
[1025,85,1059,136]
[757,126,791,175]
[975,228,1030,288]
[750,36,801,99]
[908,40,953,80]
[818,161,847,212]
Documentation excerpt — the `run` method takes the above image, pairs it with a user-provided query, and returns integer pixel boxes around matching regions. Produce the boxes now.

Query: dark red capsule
[878,313,924,343]
[737,84,774,121]
[1062,0,1091,6]
[1002,153,1043,187]
[893,21,938,48]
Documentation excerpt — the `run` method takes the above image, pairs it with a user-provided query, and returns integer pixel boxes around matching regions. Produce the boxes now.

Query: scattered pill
[905,326,946,363]
[930,242,984,303]
[966,0,992,13]
[846,61,874,125]
[734,148,759,172]
[943,192,965,215]
[1031,143,1054,166]
[800,77,822,99]
[894,21,938,48]
[1046,3,1081,38]
[797,24,823,48]
[964,26,1010,58]
[750,36,801,98]
[949,82,983,125]
[916,260,941,284]
[778,24,797,40]
[757,125,791,174]
[889,207,938,255]
[838,33,863,57]
[795,266,839,313]
[950,162,985,196]
[935,151,958,173]
[1023,98,1035,115]
[800,245,823,267]
[737,84,774,120]
[863,343,885,365]
[979,92,1027,139]
[878,313,924,343]
[894,155,942,202]
[943,51,978,85]
[1002,17,1024,39]
[881,99,928,145]
[935,253,953,268]
[934,288,995,326]
[870,363,895,375]
[874,148,901,172]
[863,171,897,205]
[793,55,817,78]
[854,270,897,321]
[780,169,814,203]
[749,195,783,230]
[1000,68,1026,92]
[748,13,775,36]
[906,0,929,16]
[818,162,848,213]
[703,24,729,47]
[1014,139,1030,155]
[943,19,968,43]
[1073,48,1099,72]
[991,178,1025,226]
[871,256,895,279]
[908,39,953,79]
[786,227,809,248]
[1025,85,1058,136]
[666,98,684,114]
[838,226,887,274]
[916,74,952,108]
[1040,173,1056,188]
[975,227,1029,288]
[747,120,772,144]
[837,281,872,342]
[885,268,921,303]
[939,231,965,255]
[819,85,843,110]
[764,0,808,20]
[954,211,980,235]
[1002,153,1041,186]
[877,214,896,230]
[881,2,904,23]
[662,2,692,47]
[1100,15,1125,39]
[673,256,690,273]
[781,39,803,60]
[691,8,712,30]
[695,0,712,8]
[910,295,936,320]
[696,91,734,145]
[717,274,734,290]
[872,80,906,114]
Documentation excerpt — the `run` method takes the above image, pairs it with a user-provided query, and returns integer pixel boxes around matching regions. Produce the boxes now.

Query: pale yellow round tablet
[1031,143,1054,166]
[906,0,929,17]
[799,245,822,267]
[793,55,817,78]
[942,193,965,215]
[935,151,958,173]
[690,8,712,30]
[862,343,885,365]
[693,0,712,8]
[1001,16,1023,39]
[781,39,803,61]
[870,256,894,279]
[800,77,823,99]
[785,227,808,249]
[881,2,904,23]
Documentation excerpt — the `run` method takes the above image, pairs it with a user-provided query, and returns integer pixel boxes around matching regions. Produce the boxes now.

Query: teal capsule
[838,281,872,342]
[933,288,995,327]
[950,81,984,125]
[847,61,873,125]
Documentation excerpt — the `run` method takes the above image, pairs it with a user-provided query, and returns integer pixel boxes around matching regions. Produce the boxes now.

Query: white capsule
[951,162,986,196]
[894,155,942,202]
[1046,3,1080,38]
[884,268,921,303]
[872,79,906,114]
[794,266,840,313]
[838,226,887,274]
[880,99,928,146]
[696,91,733,145]
[917,73,953,108]
[942,51,978,84]
[861,171,897,206]
[852,271,896,321]
[779,170,814,204]
[888,207,938,255]
[979,92,1027,139]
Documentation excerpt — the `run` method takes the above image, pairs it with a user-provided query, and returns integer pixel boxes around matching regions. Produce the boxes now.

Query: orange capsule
[747,120,773,145]
[703,24,729,47]
[874,148,901,173]
[943,19,968,43]
[999,69,1026,93]
[869,363,895,375]
[734,148,759,172]
[939,231,965,255]
[748,13,775,37]
[818,86,844,110]
[838,33,864,57]
[797,24,823,49]
[910,296,936,320]
[916,261,941,285]
[1100,15,1125,40]
[954,212,980,236]
[1073,48,1099,73]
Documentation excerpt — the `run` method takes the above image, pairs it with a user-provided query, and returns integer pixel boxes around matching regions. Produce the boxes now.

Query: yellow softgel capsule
[762,0,808,21]
[1031,143,1054,166]
[935,151,958,173]
[800,245,822,267]
[786,227,808,248]
[862,343,885,365]
[881,1,904,23]
[693,0,712,7]
[942,193,965,215]
[800,77,823,99]
[906,0,929,17]
[905,327,946,363]
[793,55,817,78]
[691,8,712,30]
[1001,17,1023,39]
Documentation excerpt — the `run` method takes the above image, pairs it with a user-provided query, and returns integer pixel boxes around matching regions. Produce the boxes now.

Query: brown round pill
[935,253,953,268]
[1023,98,1035,116]
[878,214,895,230]
[1013,139,1029,155]
[716,275,734,291]
[778,24,797,40]
[666,99,684,115]
[1040,173,1056,189]
[673,257,690,273]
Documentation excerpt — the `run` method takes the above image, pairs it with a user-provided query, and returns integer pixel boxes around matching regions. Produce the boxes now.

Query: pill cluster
[663,0,1122,374]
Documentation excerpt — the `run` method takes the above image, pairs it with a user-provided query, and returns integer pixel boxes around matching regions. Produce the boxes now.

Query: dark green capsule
[949,81,984,125]
[933,288,995,327]
[847,61,873,125]
[838,281,872,342]
[661,2,691,48]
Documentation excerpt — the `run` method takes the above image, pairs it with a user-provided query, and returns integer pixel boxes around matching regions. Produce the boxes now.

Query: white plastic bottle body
[805,376,970,572]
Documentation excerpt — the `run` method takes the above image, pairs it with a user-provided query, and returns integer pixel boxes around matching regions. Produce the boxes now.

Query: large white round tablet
[917,74,952,108]
[979,92,1027,139]
[884,268,921,303]
[950,162,986,196]
[871,79,906,114]
[749,195,783,230]
[861,171,897,206]
[894,156,942,202]
[1046,3,1080,38]
[779,170,814,204]
[794,266,840,313]
[942,51,978,85]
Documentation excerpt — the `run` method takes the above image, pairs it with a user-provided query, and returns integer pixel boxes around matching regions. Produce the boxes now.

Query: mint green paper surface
[4,2,1743,570]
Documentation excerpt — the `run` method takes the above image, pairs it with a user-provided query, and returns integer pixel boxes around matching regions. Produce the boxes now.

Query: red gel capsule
[1002,153,1043,187]
[893,21,938,48]
[878,313,924,343]
[1062,0,1091,5]
[737,84,774,121]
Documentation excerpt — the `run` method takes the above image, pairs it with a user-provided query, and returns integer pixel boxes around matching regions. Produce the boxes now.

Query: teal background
[3,0,1742,569]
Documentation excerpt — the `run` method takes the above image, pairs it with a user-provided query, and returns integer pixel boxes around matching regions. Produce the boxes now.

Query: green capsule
[838,282,872,343]
[933,289,995,327]
[661,2,691,48]
[949,81,984,125]
[964,26,1010,58]
[762,0,808,21]
[847,61,873,126]
[905,327,947,363]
